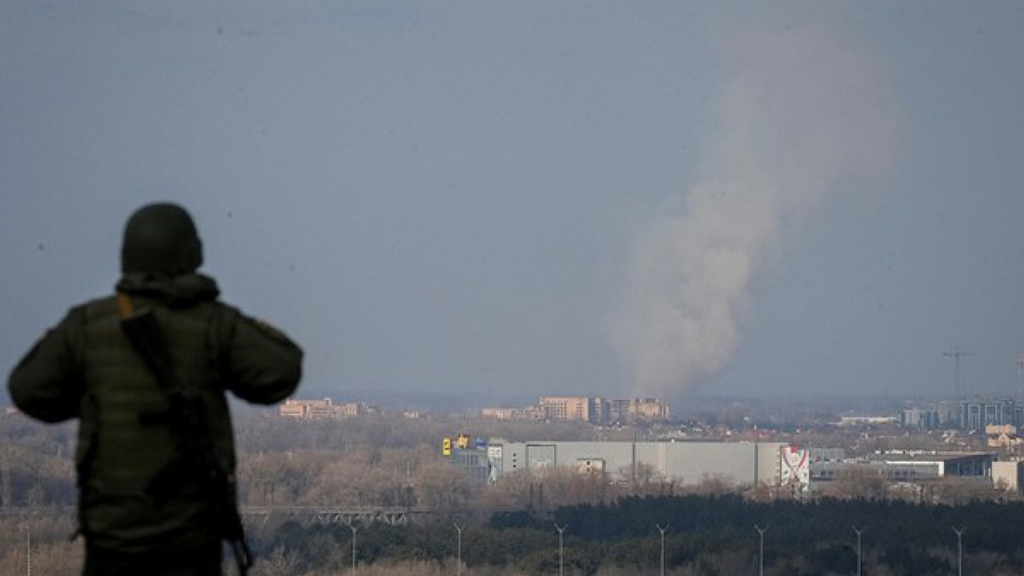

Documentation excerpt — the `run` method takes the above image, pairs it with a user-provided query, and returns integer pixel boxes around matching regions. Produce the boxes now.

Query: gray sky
[3,1,1023,408]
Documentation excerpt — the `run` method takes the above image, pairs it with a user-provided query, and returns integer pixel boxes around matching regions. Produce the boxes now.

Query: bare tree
[255,546,301,576]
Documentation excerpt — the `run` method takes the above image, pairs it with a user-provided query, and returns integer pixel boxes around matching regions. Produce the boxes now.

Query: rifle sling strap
[117,293,183,398]
[115,292,252,575]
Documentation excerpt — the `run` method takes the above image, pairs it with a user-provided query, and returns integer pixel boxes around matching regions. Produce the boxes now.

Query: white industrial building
[445,438,1021,496]
[485,440,790,487]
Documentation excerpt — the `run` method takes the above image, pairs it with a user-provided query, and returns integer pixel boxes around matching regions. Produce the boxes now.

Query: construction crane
[943,346,975,412]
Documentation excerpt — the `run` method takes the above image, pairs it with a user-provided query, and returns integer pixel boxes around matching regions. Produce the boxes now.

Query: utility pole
[952,526,965,576]
[656,524,668,576]
[348,523,358,575]
[1,453,10,510]
[852,526,865,576]
[944,347,975,425]
[454,523,463,576]
[554,524,567,576]
[754,524,768,576]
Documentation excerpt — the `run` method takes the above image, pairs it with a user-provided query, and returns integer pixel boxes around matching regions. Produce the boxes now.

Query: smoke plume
[617,27,899,398]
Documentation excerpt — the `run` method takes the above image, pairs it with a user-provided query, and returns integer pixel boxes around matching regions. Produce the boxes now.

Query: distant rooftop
[870,451,994,463]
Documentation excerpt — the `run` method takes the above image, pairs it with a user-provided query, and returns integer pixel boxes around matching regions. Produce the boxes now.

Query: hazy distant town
[273,391,1024,499]
[7,390,1024,576]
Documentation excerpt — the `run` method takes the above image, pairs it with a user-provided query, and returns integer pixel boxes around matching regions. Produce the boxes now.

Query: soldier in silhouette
[9,203,302,576]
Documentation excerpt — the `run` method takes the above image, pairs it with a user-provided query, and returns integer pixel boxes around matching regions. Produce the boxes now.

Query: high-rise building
[480,396,671,424]
[900,398,1024,430]
[959,398,1023,430]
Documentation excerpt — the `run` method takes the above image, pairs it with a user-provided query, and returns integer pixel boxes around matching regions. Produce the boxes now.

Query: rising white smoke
[617,27,899,397]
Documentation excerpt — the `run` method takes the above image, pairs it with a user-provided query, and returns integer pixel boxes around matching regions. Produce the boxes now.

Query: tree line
[236,494,1024,576]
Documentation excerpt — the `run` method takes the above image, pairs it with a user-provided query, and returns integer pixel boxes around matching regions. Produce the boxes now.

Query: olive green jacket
[8,273,302,553]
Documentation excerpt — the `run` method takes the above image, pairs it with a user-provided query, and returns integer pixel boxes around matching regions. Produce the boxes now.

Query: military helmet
[121,203,203,274]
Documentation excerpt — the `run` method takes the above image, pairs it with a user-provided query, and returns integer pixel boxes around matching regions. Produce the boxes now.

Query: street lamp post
[454,523,463,576]
[349,523,358,575]
[754,525,768,576]
[852,526,864,576]
[554,524,567,576]
[656,524,668,576]
[952,526,965,576]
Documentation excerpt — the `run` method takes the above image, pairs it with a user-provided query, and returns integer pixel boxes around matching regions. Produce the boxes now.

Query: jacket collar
[115,272,220,307]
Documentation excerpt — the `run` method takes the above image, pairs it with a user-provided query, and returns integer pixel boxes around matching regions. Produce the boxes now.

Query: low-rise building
[485,440,787,487]
[279,397,331,418]
[987,424,1023,453]
[480,408,521,420]
[838,415,898,426]
[279,398,379,420]
[810,452,995,486]
[992,460,1024,492]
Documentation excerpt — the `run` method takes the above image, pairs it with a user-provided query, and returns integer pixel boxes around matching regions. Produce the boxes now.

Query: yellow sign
[443,437,452,456]
[457,434,470,449]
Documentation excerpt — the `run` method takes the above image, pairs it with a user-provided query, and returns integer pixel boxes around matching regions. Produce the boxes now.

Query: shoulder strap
[116,293,185,397]
[116,292,134,318]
